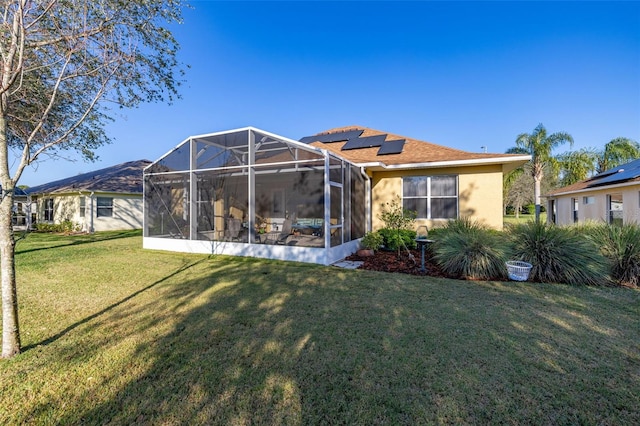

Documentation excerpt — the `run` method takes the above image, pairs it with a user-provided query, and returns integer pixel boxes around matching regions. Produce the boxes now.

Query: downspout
[359,166,371,233]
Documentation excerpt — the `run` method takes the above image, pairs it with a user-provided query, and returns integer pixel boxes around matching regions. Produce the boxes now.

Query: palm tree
[514,124,574,222]
[597,137,640,173]
[557,148,598,186]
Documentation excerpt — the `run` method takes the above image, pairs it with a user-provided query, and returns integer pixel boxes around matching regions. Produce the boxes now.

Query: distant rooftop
[26,160,151,195]
[547,158,640,196]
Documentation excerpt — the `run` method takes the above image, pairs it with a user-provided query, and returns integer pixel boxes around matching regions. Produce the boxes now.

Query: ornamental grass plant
[587,222,640,287]
[432,217,509,280]
[507,221,610,286]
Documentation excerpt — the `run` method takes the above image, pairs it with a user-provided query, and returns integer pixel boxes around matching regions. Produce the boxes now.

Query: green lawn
[504,212,547,225]
[1,231,639,424]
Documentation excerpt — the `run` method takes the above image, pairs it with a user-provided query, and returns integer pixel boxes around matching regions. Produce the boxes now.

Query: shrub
[360,231,384,251]
[35,220,81,234]
[378,196,417,255]
[433,218,509,280]
[588,222,640,287]
[378,228,417,251]
[508,221,609,286]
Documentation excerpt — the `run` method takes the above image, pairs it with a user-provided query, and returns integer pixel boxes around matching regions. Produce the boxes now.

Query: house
[26,160,150,232]
[143,126,529,265]
[545,158,640,226]
[8,187,33,228]
[303,126,530,231]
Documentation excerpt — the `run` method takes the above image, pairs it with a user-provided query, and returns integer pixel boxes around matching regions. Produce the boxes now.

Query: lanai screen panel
[195,169,248,241]
[254,161,325,247]
[350,165,367,240]
[145,172,190,238]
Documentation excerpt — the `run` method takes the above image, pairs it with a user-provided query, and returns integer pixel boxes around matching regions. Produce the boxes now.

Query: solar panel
[341,134,387,150]
[377,139,406,155]
[299,130,364,144]
[587,158,640,187]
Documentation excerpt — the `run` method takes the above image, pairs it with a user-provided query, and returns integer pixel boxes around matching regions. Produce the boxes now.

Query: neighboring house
[26,160,150,232]
[9,187,33,228]
[545,158,640,226]
[143,126,529,265]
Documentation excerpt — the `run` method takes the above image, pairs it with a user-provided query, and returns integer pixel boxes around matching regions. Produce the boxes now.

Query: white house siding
[548,183,640,226]
[93,194,143,231]
[35,193,143,231]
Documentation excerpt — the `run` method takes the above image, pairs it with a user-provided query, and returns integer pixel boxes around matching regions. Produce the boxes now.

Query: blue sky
[19,0,640,186]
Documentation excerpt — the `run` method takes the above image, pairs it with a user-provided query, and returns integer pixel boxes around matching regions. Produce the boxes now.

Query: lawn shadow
[15,230,141,255]
[22,256,207,352]
[23,262,640,424]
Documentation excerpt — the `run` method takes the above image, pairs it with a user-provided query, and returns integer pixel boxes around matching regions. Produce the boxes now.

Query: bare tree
[1,0,187,358]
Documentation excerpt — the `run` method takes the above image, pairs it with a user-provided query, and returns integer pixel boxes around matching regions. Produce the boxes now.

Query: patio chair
[274,218,293,245]
[265,219,292,244]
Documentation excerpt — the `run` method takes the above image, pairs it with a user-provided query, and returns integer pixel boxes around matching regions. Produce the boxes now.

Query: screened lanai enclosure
[143,127,368,265]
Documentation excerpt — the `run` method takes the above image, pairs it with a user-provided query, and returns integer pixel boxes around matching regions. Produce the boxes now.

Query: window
[583,196,595,205]
[572,198,578,223]
[403,175,458,219]
[44,198,54,221]
[607,193,623,226]
[96,197,113,217]
[79,196,86,217]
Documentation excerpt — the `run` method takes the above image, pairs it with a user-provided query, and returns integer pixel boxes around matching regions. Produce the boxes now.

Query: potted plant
[358,231,383,257]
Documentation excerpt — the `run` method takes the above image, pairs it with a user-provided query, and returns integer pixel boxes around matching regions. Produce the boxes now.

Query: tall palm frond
[513,123,574,221]
[558,148,598,186]
[597,137,640,173]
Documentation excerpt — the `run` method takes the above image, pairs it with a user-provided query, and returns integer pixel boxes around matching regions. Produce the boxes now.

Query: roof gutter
[353,155,531,171]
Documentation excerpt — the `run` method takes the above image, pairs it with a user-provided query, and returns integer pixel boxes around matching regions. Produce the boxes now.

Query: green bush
[35,220,80,234]
[508,221,609,286]
[360,231,384,250]
[377,195,417,255]
[588,222,640,287]
[433,218,509,280]
[378,228,417,251]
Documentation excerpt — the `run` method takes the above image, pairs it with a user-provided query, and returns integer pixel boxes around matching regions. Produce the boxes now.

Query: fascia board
[545,179,640,198]
[354,155,531,171]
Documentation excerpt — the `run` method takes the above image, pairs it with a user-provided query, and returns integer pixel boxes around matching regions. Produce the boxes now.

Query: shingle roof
[301,125,528,168]
[26,160,150,195]
[547,158,640,196]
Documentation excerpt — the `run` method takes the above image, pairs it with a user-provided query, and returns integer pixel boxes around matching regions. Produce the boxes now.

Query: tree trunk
[534,177,541,223]
[0,189,20,358]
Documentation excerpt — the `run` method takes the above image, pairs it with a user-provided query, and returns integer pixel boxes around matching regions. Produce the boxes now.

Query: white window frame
[79,196,86,218]
[96,197,114,218]
[402,175,458,220]
[44,198,54,222]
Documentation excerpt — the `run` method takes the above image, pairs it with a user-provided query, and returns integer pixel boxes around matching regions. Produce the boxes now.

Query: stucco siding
[370,165,504,231]
[94,195,143,231]
[34,193,143,231]
[549,183,640,225]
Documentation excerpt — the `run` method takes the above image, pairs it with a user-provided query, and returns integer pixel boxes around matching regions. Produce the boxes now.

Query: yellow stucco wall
[370,165,505,231]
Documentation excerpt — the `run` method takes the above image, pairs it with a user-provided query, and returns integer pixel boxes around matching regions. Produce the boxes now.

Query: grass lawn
[1,231,639,424]
[504,212,547,225]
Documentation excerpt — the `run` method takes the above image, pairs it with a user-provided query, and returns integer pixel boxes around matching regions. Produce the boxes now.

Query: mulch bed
[346,249,449,278]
